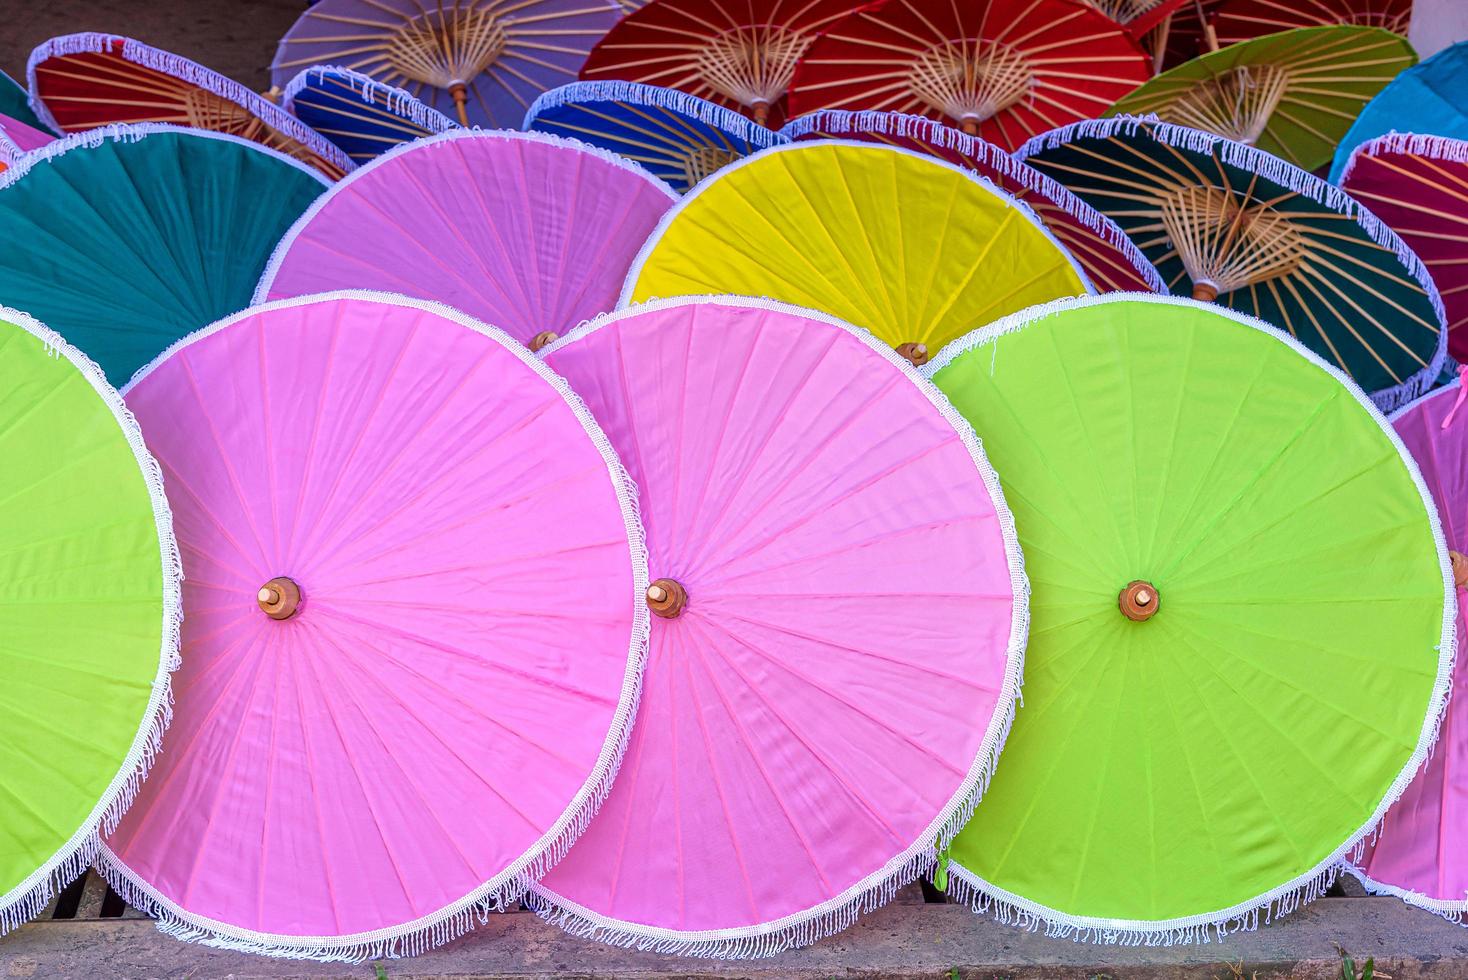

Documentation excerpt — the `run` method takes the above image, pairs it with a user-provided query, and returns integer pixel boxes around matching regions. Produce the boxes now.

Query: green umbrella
[0,306,179,935]
[926,293,1453,943]
[1016,117,1446,411]
[0,123,327,387]
[1106,25,1415,172]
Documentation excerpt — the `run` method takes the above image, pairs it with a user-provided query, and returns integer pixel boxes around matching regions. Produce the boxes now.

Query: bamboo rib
[906,39,1036,127]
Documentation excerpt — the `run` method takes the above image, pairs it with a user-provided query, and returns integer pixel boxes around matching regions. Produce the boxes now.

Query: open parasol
[785,0,1151,153]
[0,124,327,388]
[1330,41,1468,184]
[28,33,352,180]
[271,0,623,129]
[781,109,1164,293]
[1105,25,1416,173]
[0,306,180,936]
[1341,135,1468,362]
[282,66,455,166]
[531,295,1026,956]
[1080,0,1192,74]
[526,81,787,193]
[576,0,854,129]
[926,292,1454,943]
[1214,0,1412,47]
[98,291,648,960]
[0,69,49,133]
[256,129,675,350]
[622,141,1091,366]
[1016,117,1446,410]
[1347,374,1468,923]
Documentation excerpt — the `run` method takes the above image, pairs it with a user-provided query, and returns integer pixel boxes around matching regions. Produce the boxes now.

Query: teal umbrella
[0,124,326,386]
[1330,40,1468,183]
[0,69,49,134]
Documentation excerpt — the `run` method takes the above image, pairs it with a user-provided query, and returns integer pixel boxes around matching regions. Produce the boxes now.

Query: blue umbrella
[1331,40,1468,183]
[524,81,788,193]
[283,66,456,165]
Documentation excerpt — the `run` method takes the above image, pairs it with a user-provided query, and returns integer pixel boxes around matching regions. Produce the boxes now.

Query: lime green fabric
[0,127,325,387]
[932,297,1447,928]
[0,315,169,916]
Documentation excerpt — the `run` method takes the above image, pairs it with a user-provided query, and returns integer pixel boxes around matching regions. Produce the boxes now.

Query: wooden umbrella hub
[908,39,1035,132]
[388,5,508,123]
[1158,64,1292,146]
[679,145,741,187]
[528,331,560,352]
[257,577,302,621]
[1157,185,1306,301]
[1118,580,1159,622]
[895,342,930,367]
[646,578,688,619]
[695,26,813,122]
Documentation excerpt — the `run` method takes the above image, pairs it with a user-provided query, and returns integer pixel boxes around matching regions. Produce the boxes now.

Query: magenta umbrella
[531,296,1027,956]
[97,291,648,960]
[1350,370,1468,921]
[0,111,52,165]
[256,130,677,350]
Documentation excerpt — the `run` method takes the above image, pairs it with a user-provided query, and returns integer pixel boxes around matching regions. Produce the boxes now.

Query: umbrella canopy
[1348,374,1468,922]
[576,0,854,129]
[1017,117,1446,410]
[1215,0,1413,47]
[98,291,648,960]
[531,295,1026,956]
[27,33,352,180]
[1330,41,1468,184]
[622,141,1091,365]
[256,129,676,350]
[0,306,179,936]
[271,0,623,129]
[282,65,455,166]
[781,109,1164,293]
[1082,0,1191,38]
[0,69,49,133]
[785,0,1151,152]
[1105,25,1416,173]
[0,112,53,167]
[927,292,1454,943]
[0,124,327,388]
[525,81,788,194]
[1158,0,1226,70]
[1340,134,1468,363]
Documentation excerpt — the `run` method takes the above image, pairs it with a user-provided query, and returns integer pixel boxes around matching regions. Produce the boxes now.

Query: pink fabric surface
[104,295,643,943]
[1359,379,1468,912]
[0,111,52,161]
[539,299,1021,941]
[257,131,676,347]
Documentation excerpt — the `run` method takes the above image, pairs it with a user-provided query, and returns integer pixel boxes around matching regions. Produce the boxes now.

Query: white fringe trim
[105,288,650,962]
[924,290,1458,944]
[1340,131,1468,185]
[617,138,1097,308]
[0,306,182,936]
[523,81,787,151]
[779,109,1167,293]
[528,292,1031,958]
[25,33,354,176]
[282,65,456,136]
[0,121,329,193]
[1015,116,1449,410]
[1345,868,1467,926]
[253,127,678,305]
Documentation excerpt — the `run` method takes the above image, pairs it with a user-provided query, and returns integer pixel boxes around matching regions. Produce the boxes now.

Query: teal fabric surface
[0,125,325,386]
[1331,41,1468,183]
[0,70,48,134]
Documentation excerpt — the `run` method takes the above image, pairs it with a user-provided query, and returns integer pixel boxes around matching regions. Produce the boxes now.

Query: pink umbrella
[1351,372,1468,921]
[255,130,677,350]
[0,111,52,166]
[97,291,648,960]
[532,296,1027,956]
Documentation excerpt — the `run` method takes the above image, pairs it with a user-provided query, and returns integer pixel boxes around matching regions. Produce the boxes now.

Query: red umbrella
[577,0,857,128]
[1215,0,1412,46]
[785,0,1151,152]
[1160,0,1226,69]
[1080,0,1192,74]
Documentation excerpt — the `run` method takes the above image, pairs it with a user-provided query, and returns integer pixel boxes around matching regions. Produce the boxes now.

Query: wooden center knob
[646,578,688,619]
[1119,580,1159,622]
[1191,281,1220,302]
[896,342,929,367]
[529,330,559,352]
[257,577,302,620]
[1452,551,1468,589]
